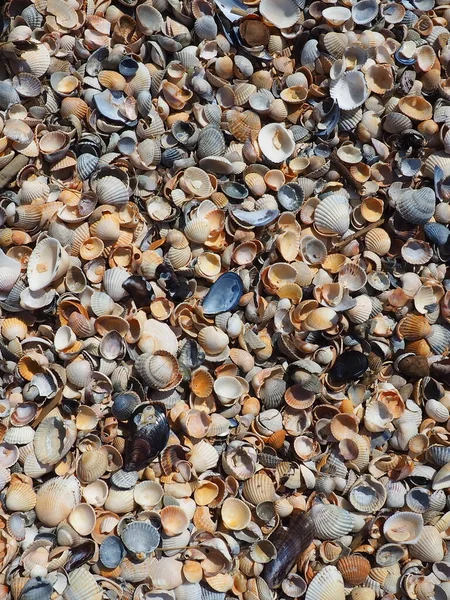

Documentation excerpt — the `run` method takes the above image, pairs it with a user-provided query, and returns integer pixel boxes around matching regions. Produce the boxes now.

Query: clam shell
[33,417,77,465]
[258,124,295,164]
[410,526,445,562]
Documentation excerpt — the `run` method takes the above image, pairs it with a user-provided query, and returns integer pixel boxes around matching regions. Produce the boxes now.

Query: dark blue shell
[424,222,450,246]
[202,272,243,315]
[329,350,369,383]
[119,57,139,77]
[124,403,170,472]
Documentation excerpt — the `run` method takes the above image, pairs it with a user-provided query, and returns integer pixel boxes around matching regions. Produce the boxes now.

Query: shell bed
[3,0,450,598]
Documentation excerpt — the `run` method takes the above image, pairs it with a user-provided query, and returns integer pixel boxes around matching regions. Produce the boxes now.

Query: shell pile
[4,0,450,598]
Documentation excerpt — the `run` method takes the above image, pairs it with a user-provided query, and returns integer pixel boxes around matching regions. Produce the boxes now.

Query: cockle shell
[309,504,355,540]
[258,124,295,164]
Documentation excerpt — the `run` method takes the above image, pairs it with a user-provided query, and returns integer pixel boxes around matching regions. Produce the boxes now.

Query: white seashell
[27,238,70,291]
[314,195,350,236]
[305,565,345,600]
[259,0,301,28]
[102,267,130,301]
[383,512,423,544]
[309,503,354,540]
[425,399,450,423]
[433,463,450,490]
[0,250,21,299]
[67,567,102,599]
[349,475,387,513]
[330,71,369,110]
[187,440,219,473]
[35,475,81,527]
[258,124,295,164]
[410,526,445,562]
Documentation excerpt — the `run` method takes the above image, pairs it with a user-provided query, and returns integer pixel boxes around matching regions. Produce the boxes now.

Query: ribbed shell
[396,187,435,224]
[314,195,350,235]
[305,566,345,600]
[197,126,226,159]
[309,504,354,540]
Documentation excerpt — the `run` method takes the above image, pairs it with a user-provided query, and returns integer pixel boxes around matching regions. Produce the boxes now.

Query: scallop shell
[314,195,350,236]
[35,476,81,527]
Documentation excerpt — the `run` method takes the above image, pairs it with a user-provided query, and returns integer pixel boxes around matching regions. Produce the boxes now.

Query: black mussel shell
[65,540,96,572]
[262,512,315,588]
[124,403,170,472]
[122,276,154,307]
[202,272,243,315]
[155,263,191,301]
[179,339,205,371]
[329,350,369,383]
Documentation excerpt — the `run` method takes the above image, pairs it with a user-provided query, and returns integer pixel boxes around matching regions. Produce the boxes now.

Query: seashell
[121,520,160,558]
[314,195,350,236]
[124,403,170,472]
[352,0,379,24]
[305,565,345,600]
[410,526,445,562]
[383,512,423,544]
[35,475,81,527]
[330,72,369,110]
[221,498,251,530]
[349,475,386,513]
[396,188,435,225]
[258,124,295,164]
[308,504,355,540]
[337,555,371,586]
[27,238,69,291]
[401,239,433,265]
[34,417,77,465]
[194,16,218,40]
[187,440,219,473]
[100,535,126,569]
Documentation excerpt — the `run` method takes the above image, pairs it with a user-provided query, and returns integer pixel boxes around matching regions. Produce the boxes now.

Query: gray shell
[194,16,218,40]
[396,187,436,224]
[197,126,226,159]
[308,503,354,540]
[77,154,99,181]
[120,520,160,555]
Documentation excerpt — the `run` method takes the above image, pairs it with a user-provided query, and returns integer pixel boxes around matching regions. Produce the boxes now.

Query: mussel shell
[179,339,206,370]
[329,351,369,383]
[65,540,96,572]
[202,272,244,315]
[262,512,315,588]
[124,403,170,472]
[122,276,154,307]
